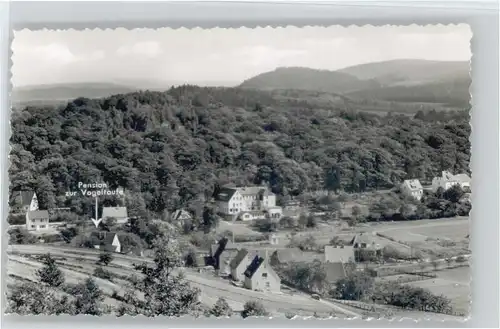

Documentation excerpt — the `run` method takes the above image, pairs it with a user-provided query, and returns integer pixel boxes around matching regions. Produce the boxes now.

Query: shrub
[241,300,269,318]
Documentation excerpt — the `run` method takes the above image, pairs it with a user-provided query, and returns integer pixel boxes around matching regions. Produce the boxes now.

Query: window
[265,282,270,288]
[31,225,35,229]
[262,273,268,278]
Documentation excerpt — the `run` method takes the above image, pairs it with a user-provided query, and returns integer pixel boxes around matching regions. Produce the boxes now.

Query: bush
[207,297,232,317]
[241,300,269,318]
[94,267,114,282]
[8,227,36,245]
[332,271,374,301]
[98,252,114,266]
[36,254,65,287]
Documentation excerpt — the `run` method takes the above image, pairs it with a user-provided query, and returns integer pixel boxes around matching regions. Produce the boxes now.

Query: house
[350,233,383,261]
[210,237,240,276]
[214,185,282,220]
[25,210,50,231]
[324,262,347,283]
[401,179,424,201]
[230,249,252,282]
[351,233,382,250]
[12,191,39,213]
[243,255,281,293]
[431,171,472,193]
[324,245,355,263]
[171,209,193,221]
[90,231,121,253]
[102,207,128,224]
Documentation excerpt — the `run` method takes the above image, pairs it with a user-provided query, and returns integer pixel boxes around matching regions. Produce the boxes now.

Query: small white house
[25,210,50,231]
[401,179,424,201]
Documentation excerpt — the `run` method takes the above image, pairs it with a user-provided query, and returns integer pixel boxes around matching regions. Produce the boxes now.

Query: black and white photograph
[6,25,472,320]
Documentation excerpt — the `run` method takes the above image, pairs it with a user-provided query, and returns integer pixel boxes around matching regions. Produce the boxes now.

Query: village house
[90,231,121,253]
[214,185,282,221]
[102,206,128,224]
[351,233,383,261]
[11,191,39,213]
[431,171,472,193]
[243,255,281,293]
[401,179,424,201]
[270,247,324,266]
[25,210,50,231]
[210,237,240,276]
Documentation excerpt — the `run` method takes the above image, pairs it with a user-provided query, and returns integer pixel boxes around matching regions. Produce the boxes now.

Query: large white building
[214,186,282,220]
[431,171,471,193]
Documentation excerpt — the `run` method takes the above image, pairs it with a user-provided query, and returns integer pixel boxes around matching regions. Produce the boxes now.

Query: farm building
[243,255,281,293]
[401,179,424,201]
[324,262,347,283]
[351,233,383,261]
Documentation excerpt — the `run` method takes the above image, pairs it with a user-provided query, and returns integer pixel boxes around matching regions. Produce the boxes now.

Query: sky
[11,25,472,88]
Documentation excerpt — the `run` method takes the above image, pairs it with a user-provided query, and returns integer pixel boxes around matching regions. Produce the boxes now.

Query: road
[7,244,360,317]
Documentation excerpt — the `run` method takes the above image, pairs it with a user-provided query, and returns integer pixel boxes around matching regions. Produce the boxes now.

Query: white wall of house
[243,261,280,293]
[25,217,50,231]
[231,256,252,282]
[112,235,121,253]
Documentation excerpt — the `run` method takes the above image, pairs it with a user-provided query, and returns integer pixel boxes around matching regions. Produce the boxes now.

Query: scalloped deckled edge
[5,23,473,324]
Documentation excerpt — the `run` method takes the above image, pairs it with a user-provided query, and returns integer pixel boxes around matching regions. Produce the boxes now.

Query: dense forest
[9,85,471,217]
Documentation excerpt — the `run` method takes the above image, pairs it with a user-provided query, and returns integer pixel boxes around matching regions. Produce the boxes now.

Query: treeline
[10,85,470,216]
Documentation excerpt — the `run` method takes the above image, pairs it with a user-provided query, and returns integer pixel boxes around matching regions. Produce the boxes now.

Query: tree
[118,235,201,317]
[98,252,114,266]
[73,277,107,315]
[60,226,79,243]
[202,206,219,233]
[241,300,269,318]
[8,227,36,244]
[351,205,362,218]
[333,271,374,301]
[208,297,232,317]
[6,282,73,315]
[36,253,65,287]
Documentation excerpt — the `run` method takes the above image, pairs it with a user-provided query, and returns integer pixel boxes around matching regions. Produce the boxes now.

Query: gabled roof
[212,237,237,259]
[324,262,347,282]
[214,188,238,202]
[271,248,323,263]
[403,179,423,191]
[102,207,128,218]
[244,255,265,279]
[90,231,118,247]
[350,233,381,249]
[26,210,49,220]
[230,249,249,270]
[238,186,274,197]
[171,209,192,221]
[453,173,471,184]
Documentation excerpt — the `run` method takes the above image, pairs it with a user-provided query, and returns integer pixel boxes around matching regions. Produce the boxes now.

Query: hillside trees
[10,87,470,217]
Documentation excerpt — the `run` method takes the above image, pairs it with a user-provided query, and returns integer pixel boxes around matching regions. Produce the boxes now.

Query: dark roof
[26,210,49,220]
[244,255,264,279]
[90,231,118,247]
[214,188,238,202]
[213,237,237,259]
[230,249,249,269]
[324,262,347,282]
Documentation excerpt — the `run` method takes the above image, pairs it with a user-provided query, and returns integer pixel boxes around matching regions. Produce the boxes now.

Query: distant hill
[239,67,381,94]
[337,59,470,87]
[239,60,471,108]
[11,82,138,106]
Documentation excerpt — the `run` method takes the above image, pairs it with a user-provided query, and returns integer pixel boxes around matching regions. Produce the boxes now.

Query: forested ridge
[10,85,470,216]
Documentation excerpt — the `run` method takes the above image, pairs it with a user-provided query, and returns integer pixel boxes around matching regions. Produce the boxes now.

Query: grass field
[408,266,470,315]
